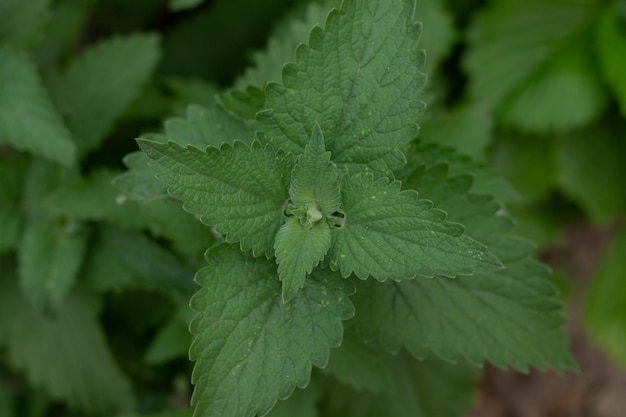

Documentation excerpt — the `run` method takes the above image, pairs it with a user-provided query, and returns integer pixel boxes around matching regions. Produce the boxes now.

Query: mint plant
[132,0,575,416]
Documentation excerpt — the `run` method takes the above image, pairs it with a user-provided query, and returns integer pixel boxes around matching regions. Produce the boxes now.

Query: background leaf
[585,226,626,366]
[48,33,161,157]
[0,47,75,165]
[0,271,135,415]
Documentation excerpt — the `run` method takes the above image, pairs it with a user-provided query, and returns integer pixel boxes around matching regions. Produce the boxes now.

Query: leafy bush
[1,0,625,416]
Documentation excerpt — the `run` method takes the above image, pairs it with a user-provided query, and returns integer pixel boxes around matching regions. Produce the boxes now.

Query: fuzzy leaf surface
[274,218,332,302]
[189,244,354,417]
[329,173,502,280]
[48,33,160,157]
[0,274,135,414]
[257,0,426,173]
[139,140,294,257]
[289,125,341,214]
[353,160,575,371]
[0,47,75,165]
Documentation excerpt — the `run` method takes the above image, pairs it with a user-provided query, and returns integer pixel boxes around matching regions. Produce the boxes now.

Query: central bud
[306,202,323,224]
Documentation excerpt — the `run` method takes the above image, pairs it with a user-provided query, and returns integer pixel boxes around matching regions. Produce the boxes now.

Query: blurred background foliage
[1,0,625,416]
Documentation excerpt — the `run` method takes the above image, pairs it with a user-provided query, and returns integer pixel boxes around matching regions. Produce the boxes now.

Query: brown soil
[463,223,626,417]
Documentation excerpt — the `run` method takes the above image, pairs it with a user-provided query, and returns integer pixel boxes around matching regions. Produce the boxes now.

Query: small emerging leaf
[274,217,332,302]
[289,124,341,215]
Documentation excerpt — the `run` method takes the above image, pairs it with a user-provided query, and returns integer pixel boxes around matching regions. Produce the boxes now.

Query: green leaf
[497,42,607,132]
[325,329,392,393]
[190,244,354,417]
[0,274,135,415]
[585,226,626,366]
[324,352,478,417]
[289,125,341,215]
[329,173,503,281]
[48,33,161,157]
[83,226,196,303]
[257,0,427,174]
[465,0,605,132]
[0,384,16,417]
[43,168,144,226]
[145,307,193,364]
[0,0,50,47]
[275,218,332,302]
[0,47,75,165]
[353,160,575,371]
[232,1,333,91]
[491,132,557,201]
[18,218,87,308]
[557,125,626,222]
[169,0,205,12]
[164,102,254,148]
[264,381,319,417]
[418,102,492,162]
[465,0,595,106]
[596,6,626,116]
[115,151,169,201]
[0,154,28,254]
[139,139,295,257]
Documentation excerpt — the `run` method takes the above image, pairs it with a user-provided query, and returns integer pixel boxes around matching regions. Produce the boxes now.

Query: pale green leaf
[557,125,626,222]
[585,226,626,366]
[18,218,87,308]
[596,6,626,115]
[0,0,50,47]
[329,173,503,281]
[275,218,332,302]
[0,47,75,165]
[289,125,341,214]
[0,275,135,414]
[257,0,427,174]
[353,160,575,371]
[48,33,161,157]
[324,352,478,417]
[139,139,295,257]
[189,244,354,417]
